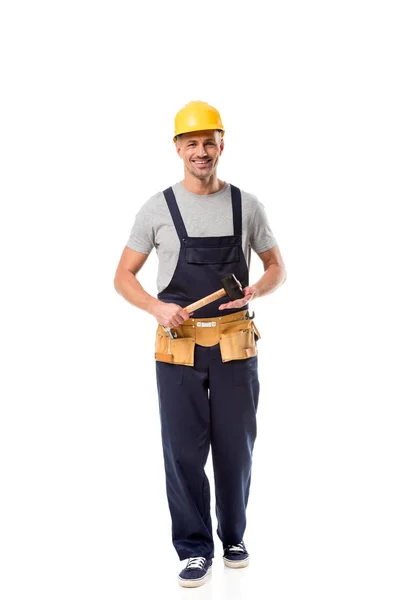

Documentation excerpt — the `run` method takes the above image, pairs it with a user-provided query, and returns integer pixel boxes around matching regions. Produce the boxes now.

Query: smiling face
[175,130,224,181]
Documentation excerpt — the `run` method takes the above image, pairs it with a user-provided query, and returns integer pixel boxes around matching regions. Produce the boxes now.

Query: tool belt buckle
[245,310,255,320]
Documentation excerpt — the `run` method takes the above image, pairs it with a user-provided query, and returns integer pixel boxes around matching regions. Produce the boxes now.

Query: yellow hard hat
[173,100,224,141]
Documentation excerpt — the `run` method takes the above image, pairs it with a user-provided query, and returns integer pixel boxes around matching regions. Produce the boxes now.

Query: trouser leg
[156,346,214,560]
[209,344,259,546]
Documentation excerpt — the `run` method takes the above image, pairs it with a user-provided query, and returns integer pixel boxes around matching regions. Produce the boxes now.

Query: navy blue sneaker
[223,541,249,568]
[178,557,212,588]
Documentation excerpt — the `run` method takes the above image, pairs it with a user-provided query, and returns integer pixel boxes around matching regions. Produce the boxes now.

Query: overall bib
[156,184,260,560]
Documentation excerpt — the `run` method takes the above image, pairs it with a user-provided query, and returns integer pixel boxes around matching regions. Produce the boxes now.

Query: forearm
[114,270,159,315]
[252,264,287,300]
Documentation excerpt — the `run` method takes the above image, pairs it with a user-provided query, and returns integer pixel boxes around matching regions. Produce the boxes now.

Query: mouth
[192,159,212,168]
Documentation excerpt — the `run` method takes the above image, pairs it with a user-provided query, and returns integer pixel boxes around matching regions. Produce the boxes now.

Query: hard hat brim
[173,126,225,142]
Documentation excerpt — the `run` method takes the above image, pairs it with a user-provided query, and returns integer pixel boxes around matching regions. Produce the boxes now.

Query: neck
[180,173,225,195]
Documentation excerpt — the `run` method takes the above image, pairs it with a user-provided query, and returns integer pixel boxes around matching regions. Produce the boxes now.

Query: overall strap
[163,187,188,240]
[230,184,242,236]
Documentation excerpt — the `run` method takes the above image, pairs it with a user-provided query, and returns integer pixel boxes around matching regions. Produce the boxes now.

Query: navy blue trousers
[156,343,259,560]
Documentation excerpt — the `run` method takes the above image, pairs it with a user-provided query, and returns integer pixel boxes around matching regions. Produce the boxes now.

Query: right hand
[149,300,192,328]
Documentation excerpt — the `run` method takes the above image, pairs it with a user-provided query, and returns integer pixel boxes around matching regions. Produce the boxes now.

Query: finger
[231,300,244,308]
[181,312,192,323]
[170,316,182,327]
[220,304,235,310]
[220,297,249,310]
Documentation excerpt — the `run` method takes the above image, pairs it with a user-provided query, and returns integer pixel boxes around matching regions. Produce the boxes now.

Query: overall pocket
[185,246,239,264]
[232,354,259,386]
[156,360,184,386]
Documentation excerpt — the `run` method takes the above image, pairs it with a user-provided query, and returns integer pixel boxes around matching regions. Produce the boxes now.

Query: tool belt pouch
[219,319,261,363]
[155,326,195,366]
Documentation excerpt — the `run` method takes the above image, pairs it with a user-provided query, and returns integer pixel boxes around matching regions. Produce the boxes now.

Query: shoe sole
[223,557,249,569]
[178,567,212,588]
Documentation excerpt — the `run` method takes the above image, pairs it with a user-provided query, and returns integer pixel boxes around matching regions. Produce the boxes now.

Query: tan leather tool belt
[155,309,261,366]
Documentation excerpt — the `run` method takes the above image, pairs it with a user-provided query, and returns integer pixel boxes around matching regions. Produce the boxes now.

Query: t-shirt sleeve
[126,203,155,254]
[250,198,278,253]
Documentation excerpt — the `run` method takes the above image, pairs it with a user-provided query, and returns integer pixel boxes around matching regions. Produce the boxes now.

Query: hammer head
[220,273,245,300]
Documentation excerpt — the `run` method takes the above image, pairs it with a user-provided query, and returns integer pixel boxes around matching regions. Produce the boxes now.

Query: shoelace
[225,542,246,553]
[186,557,207,570]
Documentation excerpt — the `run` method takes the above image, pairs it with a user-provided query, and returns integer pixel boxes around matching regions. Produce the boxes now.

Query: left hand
[218,285,257,311]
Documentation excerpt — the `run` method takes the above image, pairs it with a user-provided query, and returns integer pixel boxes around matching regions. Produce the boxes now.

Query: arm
[113,246,155,311]
[113,246,191,327]
[252,245,287,299]
[218,245,287,310]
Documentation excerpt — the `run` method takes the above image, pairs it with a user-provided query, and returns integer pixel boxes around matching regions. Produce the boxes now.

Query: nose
[196,145,208,157]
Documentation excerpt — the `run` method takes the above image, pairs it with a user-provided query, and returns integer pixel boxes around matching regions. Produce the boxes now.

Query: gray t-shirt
[126,182,277,293]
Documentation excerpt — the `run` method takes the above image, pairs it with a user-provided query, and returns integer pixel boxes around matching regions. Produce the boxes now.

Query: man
[114,100,286,588]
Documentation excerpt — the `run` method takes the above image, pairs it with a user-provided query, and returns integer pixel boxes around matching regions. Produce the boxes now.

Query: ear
[175,142,183,158]
[219,138,225,154]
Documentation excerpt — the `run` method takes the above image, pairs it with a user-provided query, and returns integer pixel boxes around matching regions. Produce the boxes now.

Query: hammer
[162,273,245,339]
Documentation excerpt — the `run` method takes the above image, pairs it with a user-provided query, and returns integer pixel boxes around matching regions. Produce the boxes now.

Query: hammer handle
[184,288,226,313]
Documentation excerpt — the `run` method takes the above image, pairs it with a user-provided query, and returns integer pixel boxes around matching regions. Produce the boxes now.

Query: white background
[1,1,399,598]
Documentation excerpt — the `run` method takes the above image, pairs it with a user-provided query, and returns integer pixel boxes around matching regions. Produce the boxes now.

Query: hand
[218,285,256,311]
[149,300,192,328]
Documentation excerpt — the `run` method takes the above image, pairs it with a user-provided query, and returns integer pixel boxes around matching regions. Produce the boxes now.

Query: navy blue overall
[156,184,259,561]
